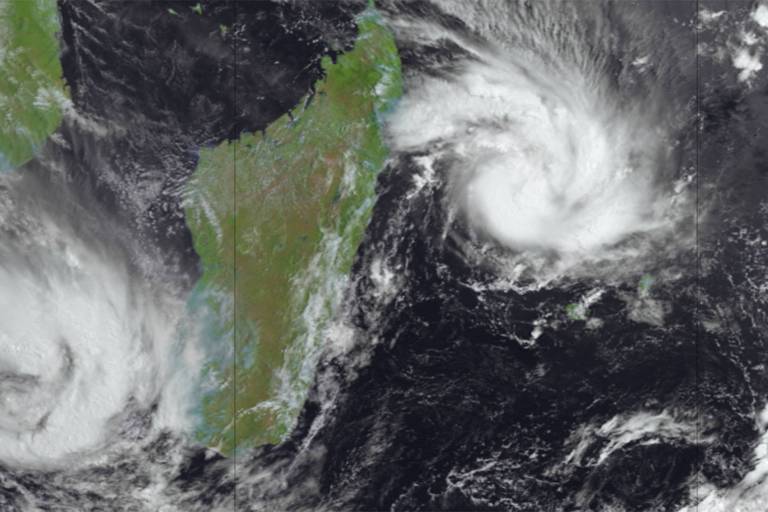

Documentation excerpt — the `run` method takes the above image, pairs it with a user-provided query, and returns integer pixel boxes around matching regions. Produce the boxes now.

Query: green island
[184,7,402,454]
[638,274,655,297]
[0,0,68,170]
[565,302,588,321]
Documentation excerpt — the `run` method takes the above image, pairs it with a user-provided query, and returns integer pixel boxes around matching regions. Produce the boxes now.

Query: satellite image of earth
[2,0,768,511]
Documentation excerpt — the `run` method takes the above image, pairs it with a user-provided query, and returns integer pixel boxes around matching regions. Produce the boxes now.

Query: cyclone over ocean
[2,0,768,511]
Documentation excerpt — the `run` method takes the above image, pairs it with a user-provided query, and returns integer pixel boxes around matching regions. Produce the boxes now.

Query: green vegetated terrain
[0,0,68,169]
[185,8,402,454]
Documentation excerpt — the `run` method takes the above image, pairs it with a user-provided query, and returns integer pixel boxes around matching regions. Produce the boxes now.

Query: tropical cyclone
[386,0,695,283]
[390,49,669,255]
[0,169,198,468]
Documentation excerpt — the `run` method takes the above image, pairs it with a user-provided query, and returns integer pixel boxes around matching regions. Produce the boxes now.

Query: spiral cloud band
[387,1,690,272]
[0,174,199,467]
